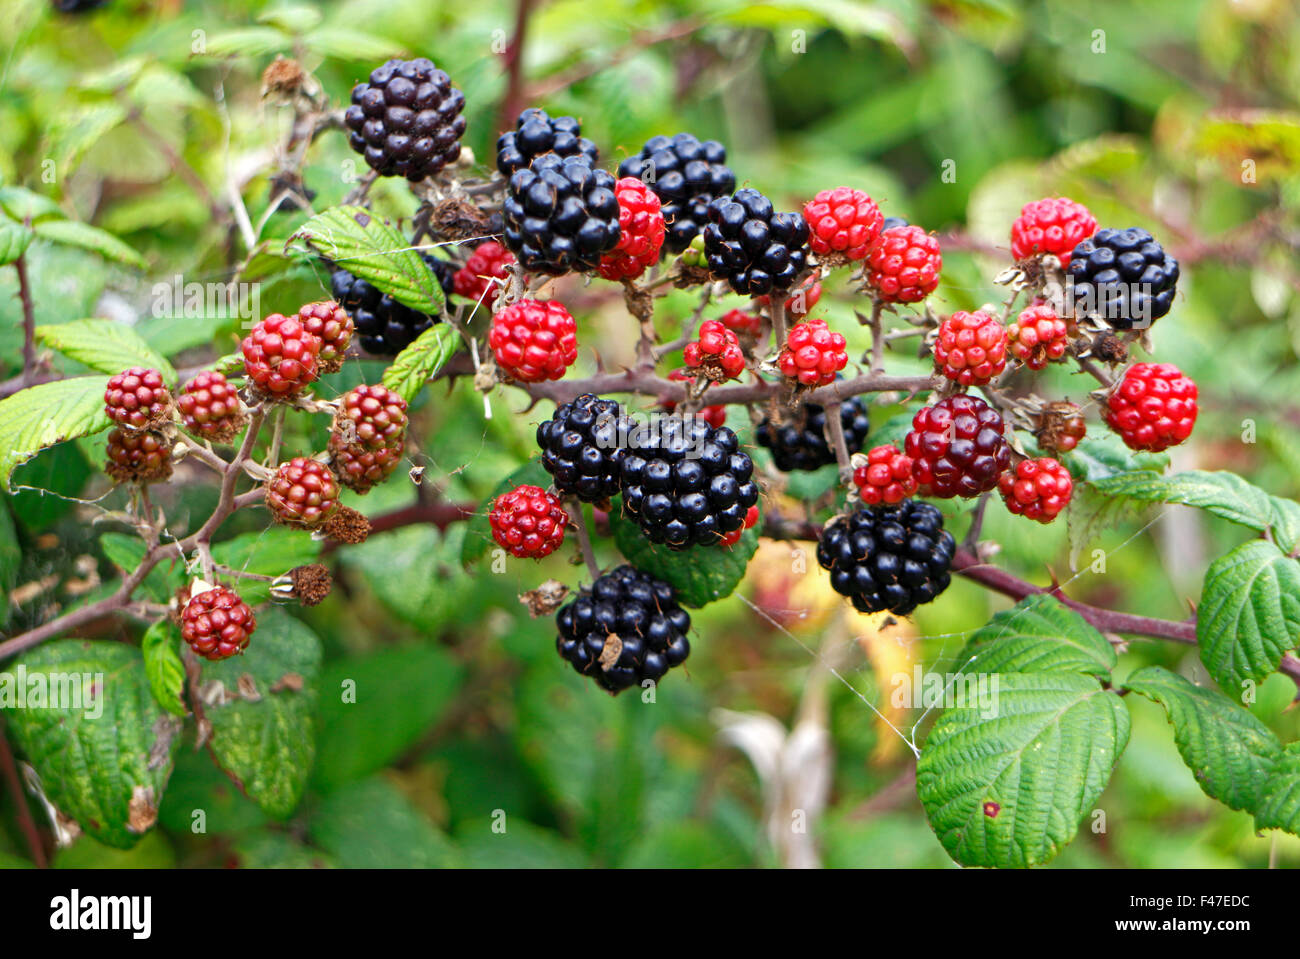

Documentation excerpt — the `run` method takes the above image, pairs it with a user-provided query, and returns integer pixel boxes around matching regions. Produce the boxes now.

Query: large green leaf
[916,672,1130,868]
[140,620,186,717]
[380,323,459,405]
[957,595,1117,680]
[201,608,321,818]
[1122,665,1282,813]
[32,219,146,270]
[1087,470,1300,552]
[1254,743,1300,835]
[1197,540,1300,693]
[1,640,181,849]
[0,376,111,490]
[308,777,458,868]
[609,508,758,608]
[289,205,444,316]
[35,318,176,384]
[313,644,465,792]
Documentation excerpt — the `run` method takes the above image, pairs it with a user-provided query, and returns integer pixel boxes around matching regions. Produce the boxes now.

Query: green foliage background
[1,0,1300,868]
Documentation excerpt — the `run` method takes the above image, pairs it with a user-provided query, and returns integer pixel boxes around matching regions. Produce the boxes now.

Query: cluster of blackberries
[817,501,955,615]
[1066,227,1179,329]
[618,133,736,254]
[343,58,466,182]
[702,188,810,295]
[755,398,870,472]
[496,108,598,177]
[536,393,626,503]
[620,416,759,550]
[502,154,621,275]
[556,565,692,693]
[330,252,453,355]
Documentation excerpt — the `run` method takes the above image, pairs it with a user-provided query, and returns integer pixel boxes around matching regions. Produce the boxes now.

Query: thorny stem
[868,297,885,372]
[15,253,37,388]
[823,402,854,483]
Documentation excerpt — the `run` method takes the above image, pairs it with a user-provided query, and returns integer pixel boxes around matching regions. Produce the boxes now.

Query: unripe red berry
[852,445,917,506]
[453,241,515,309]
[998,457,1073,523]
[933,310,1008,386]
[1010,197,1096,266]
[718,308,762,338]
[1007,302,1070,370]
[866,226,941,304]
[104,367,173,430]
[684,319,746,381]
[329,384,409,493]
[181,585,256,661]
[296,300,354,373]
[1105,362,1198,452]
[489,485,568,558]
[176,370,246,443]
[597,177,666,281]
[104,428,172,484]
[1039,401,1087,455]
[754,274,822,318]
[778,319,847,387]
[719,504,759,548]
[265,457,340,528]
[803,186,883,261]
[488,298,578,383]
[241,314,322,397]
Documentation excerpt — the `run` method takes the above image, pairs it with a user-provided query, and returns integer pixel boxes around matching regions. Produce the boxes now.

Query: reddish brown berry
[265,457,340,528]
[1039,402,1087,455]
[181,585,256,661]
[296,300,353,373]
[904,395,1011,498]
[104,367,173,430]
[241,314,322,397]
[999,457,1073,523]
[176,371,246,443]
[489,485,569,559]
[104,428,172,484]
[329,384,409,493]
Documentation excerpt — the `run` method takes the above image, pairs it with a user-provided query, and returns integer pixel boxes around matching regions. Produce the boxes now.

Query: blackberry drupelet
[755,397,870,472]
[536,393,627,503]
[502,154,621,275]
[343,58,465,182]
[496,108,598,177]
[1066,227,1179,329]
[330,252,451,355]
[619,414,759,549]
[556,565,691,693]
[618,133,736,254]
[702,188,810,296]
[817,501,956,615]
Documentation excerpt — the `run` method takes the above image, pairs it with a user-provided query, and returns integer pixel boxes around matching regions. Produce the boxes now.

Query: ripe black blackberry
[330,253,453,355]
[702,188,810,295]
[1066,227,1179,330]
[755,397,871,472]
[536,393,627,503]
[816,501,956,615]
[556,565,691,693]
[617,133,736,254]
[620,414,759,550]
[496,108,598,177]
[344,58,466,182]
[503,154,621,275]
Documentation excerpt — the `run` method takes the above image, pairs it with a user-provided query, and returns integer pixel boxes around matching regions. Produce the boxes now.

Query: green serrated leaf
[916,672,1129,868]
[289,205,443,316]
[609,508,758,607]
[1197,540,1300,692]
[32,219,146,270]
[1,640,181,849]
[1122,665,1282,812]
[1255,743,1300,835]
[0,186,65,224]
[462,459,550,566]
[0,219,34,266]
[35,319,176,384]
[380,324,459,405]
[957,594,1117,680]
[140,621,186,717]
[202,608,321,818]
[0,376,111,490]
